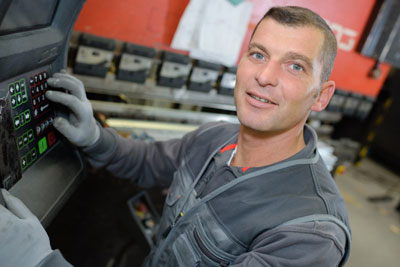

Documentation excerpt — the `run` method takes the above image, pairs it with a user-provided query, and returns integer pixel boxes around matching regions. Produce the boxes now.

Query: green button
[38,137,48,155]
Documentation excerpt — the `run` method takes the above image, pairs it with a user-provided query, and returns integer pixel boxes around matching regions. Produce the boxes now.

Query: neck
[231,126,306,168]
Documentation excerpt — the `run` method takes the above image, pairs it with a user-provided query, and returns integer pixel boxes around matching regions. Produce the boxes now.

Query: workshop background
[45,0,400,266]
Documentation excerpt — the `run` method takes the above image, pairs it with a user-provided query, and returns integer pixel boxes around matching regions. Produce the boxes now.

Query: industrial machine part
[187,60,221,93]
[0,0,86,226]
[219,66,237,96]
[117,43,156,83]
[74,33,116,78]
[361,0,400,69]
[157,51,191,88]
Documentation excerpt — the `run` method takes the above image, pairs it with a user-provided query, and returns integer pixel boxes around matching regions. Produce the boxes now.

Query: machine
[0,0,86,226]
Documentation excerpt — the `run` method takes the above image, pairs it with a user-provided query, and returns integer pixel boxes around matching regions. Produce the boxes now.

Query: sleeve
[37,250,73,267]
[81,122,209,188]
[231,221,348,267]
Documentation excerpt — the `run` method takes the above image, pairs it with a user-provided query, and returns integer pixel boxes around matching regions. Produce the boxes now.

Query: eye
[289,63,304,72]
[251,52,264,61]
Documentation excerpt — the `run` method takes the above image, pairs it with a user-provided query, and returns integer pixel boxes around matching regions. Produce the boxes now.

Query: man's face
[234,18,330,135]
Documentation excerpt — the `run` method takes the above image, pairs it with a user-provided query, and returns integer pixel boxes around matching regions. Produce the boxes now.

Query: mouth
[247,93,277,105]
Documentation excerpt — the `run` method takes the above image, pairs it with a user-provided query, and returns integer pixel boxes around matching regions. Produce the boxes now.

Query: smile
[248,93,277,105]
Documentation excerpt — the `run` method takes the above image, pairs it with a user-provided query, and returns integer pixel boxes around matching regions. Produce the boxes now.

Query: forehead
[252,18,324,61]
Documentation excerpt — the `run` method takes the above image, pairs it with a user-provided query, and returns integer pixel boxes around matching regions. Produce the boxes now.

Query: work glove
[0,189,53,267]
[46,71,100,147]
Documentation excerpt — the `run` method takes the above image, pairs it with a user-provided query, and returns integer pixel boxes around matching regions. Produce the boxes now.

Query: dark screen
[0,0,59,34]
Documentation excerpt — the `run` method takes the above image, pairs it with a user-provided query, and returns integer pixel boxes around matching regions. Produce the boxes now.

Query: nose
[255,61,279,87]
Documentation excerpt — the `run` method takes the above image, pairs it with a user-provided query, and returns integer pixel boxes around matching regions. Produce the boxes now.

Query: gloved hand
[0,189,53,267]
[46,71,100,147]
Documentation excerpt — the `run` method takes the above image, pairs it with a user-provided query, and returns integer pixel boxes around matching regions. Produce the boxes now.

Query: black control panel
[1,66,58,189]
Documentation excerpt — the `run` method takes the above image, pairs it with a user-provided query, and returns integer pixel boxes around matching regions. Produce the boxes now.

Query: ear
[311,80,335,112]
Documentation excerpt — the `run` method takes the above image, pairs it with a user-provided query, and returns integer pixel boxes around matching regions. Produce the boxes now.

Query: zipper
[193,228,230,267]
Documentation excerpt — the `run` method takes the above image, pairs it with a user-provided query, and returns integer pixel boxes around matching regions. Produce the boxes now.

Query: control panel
[1,66,58,189]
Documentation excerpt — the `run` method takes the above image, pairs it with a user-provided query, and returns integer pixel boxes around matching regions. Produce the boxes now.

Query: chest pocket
[173,227,237,267]
[165,168,192,207]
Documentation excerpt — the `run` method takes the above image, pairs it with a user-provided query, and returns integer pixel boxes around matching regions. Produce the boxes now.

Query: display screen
[0,0,59,34]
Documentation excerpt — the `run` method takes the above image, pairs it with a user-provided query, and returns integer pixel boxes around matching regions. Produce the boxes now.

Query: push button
[36,125,41,135]
[31,87,35,96]
[17,136,23,149]
[21,156,27,169]
[34,75,38,83]
[14,117,21,129]
[9,84,15,95]
[29,77,34,86]
[11,96,16,108]
[33,108,38,118]
[15,82,20,93]
[21,81,25,90]
[38,137,48,154]
[47,131,56,146]
[30,148,37,161]
[22,94,28,103]
[20,113,25,126]
[32,98,37,106]
[24,110,31,122]
[23,133,29,145]
[43,72,47,79]
[35,86,40,94]
[17,94,22,105]
[39,74,43,81]
[28,129,34,142]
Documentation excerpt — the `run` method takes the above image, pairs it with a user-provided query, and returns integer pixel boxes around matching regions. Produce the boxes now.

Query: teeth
[251,94,271,104]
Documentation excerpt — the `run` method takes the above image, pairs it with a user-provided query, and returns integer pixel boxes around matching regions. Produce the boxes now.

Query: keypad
[30,72,50,119]
[7,70,57,173]
[9,79,28,109]
[20,147,38,170]
[13,109,31,130]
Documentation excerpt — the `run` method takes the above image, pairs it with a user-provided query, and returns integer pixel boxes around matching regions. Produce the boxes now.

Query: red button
[47,131,57,146]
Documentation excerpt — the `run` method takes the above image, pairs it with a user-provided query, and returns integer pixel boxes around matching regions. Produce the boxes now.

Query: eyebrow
[248,43,314,71]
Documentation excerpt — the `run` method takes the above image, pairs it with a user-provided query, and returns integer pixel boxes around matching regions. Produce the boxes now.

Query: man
[0,6,351,267]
